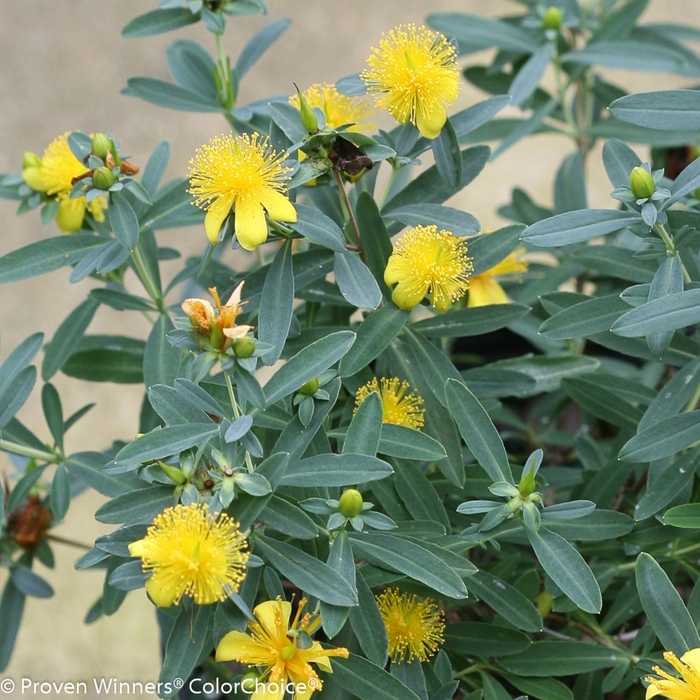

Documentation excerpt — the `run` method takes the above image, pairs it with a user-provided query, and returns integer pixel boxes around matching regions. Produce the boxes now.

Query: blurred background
[0,0,697,690]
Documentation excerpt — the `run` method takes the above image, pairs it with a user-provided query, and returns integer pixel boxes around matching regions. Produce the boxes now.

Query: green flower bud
[92,133,115,160]
[629,166,655,199]
[338,488,364,518]
[233,335,256,358]
[240,672,260,693]
[298,377,319,396]
[157,461,186,485]
[92,166,115,190]
[536,590,553,617]
[542,6,563,30]
[296,87,319,134]
[22,151,41,169]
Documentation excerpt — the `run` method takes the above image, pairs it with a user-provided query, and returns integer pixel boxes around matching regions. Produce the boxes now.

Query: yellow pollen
[354,377,425,430]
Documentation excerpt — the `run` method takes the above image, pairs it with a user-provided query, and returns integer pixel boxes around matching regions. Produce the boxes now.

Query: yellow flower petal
[254,599,292,640]
[259,189,297,223]
[467,276,509,307]
[235,199,268,250]
[416,105,447,140]
[216,630,274,664]
[21,166,47,192]
[204,198,232,245]
[55,197,86,232]
[145,575,179,608]
[392,279,429,311]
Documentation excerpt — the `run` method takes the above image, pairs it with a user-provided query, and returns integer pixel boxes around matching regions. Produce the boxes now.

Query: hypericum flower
[216,598,349,699]
[128,503,249,608]
[645,649,700,700]
[354,377,425,430]
[376,588,445,663]
[181,281,253,354]
[188,132,297,250]
[289,83,374,133]
[21,132,105,232]
[468,248,528,307]
[360,24,460,139]
[384,225,472,312]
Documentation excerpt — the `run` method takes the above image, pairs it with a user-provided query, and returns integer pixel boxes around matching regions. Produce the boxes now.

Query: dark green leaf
[386,204,480,237]
[290,203,346,252]
[122,8,198,37]
[334,251,382,310]
[123,77,220,112]
[349,570,388,666]
[344,392,382,456]
[433,119,462,188]
[143,315,180,389]
[509,43,553,106]
[0,366,36,430]
[281,453,393,487]
[95,486,175,524]
[259,241,294,365]
[427,13,539,53]
[65,451,142,498]
[50,464,71,522]
[469,225,525,275]
[379,424,447,461]
[332,653,421,700]
[412,304,529,337]
[11,566,53,598]
[602,138,642,188]
[522,210,640,247]
[610,89,700,131]
[109,192,140,250]
[554,152,587,214]
[0,578,25,672]
[445,622,530,657]
[563,41,685,72]
[619,411,700,462]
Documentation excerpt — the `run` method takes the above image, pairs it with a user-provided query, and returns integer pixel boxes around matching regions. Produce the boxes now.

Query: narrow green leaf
[290,203,346,252]
[499,641,628,676]
[143,315,180,389]
[123,77,221,112]
[540,295,630,339]
[612,288,700,337]
[122,8,198,38]
[522,210,640,247]
[141,141,171,196]
[259,241,294,365]
[602,138,642,188]
[355,192,393,299]
[509,43,553,106]
[664,503,700,528]
[11,566,53,599]
[620,411,700,462]
[332,653,421,700]
[469,225,525,275]
[50,464,71,522]
[108,192,140,250]
[394,460,450,529]
[334,250,382,310]
[65,451,142,498]
[412,304,529,337]
[0,366,36,430]
[562,377,643,431]
[94,486,175,525]
[610,89,700,130]
[554,152,587,213]
[445,622,530,657]
[281,453,393,487]
[349,570,389,666]
[0,578,25,672]
[433,118,462,188]
[378,424,446,461]
[344,391,382,456]
[235,18,291,77]
[563,40,685,72]
[427,13,539,53]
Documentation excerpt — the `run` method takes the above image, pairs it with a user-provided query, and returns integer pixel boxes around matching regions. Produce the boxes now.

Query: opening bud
[295,85,319,134]
[542,6,563,30]
[22,152,41,169]
[299,377,319,396]
[92,132,115,160]
[629,166,655,199]
[92,166,116,190]
[233,335,256,358]
[338,488,364,518]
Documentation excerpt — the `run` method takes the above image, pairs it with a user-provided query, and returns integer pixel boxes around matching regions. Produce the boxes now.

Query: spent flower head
[128,503,249,608]
[644,648,700,700]
[384,224,472,312]
[188,132,296,250]
[361,24,460,139]
[377,588,445,663]
[355,377,425,430]
[216,597,348,699]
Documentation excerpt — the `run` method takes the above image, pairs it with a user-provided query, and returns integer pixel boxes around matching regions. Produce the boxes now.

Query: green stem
[333,169,365,260]
[552,53,578,140]
[0,440,56,463]
[377,164,400,210]
[655,222,692,283]
[131,246,165,313]
[215,33,235,115]
[224,371,254,473]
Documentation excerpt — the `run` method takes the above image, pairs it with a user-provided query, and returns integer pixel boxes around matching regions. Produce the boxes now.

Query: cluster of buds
[301,488,397,532]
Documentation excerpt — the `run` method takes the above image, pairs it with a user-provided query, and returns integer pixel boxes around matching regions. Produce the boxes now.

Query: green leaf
[234,453,289,530]
[562,377,643,431]
[65,451,142,498]
[509,43,553,106]
[427,13,539,53]
[260,496,318,540]
[159,605,213,690]
[349,570,389,666]
[499,641,629,676]
[254,534,358,606]
[542,510,634,541]
[11,566,53,599]
[63,338,144,384]
[348,532,467,599]
[166,39,217,103]
[108,560,148,591]
[665,156,700,208]
[647,255,683,357]
[112,424,219,468]
[526,527,602,613]
[141,141,171,196]
[122,8,198,37]
[0,366,36,430]
[433,118,462,188]
[281,453,393,487]
[5,466,48,515]
[0,578,25,672]
[50,464,71,522]
[0,333,42,396]
[355,192,394,299]
[468,224,525,276]
[563,40,686,72]
[445,622,531,657]
[394,460,450,528]
[340,305,408,377]
[90,288,155,312]
[591,0,649,42]
[636,552,700,654]
[259,241,294,365]
[450,94,512,139]
[612,288,700,337]
[500,672,573,700]
[143,315,180,390]
[522,210,640,247]
[386,204,480,237]
[264,330,355,404]
[412,304,529,337]
[268,101,306,143]
[290,203,346,252]
[344,391,382,456]
[445,379,513,484]
[234,18,291,77]
[610,89,700,130]
[142,178,199,230]
[123,77,220,112]
[332,653,421,700]
[619,411,700,462]
[466,571,542,633]
[572,246,656,284]
[379,424,447,461]
[94,486,175,524]
[664,503,700,528]
[540,295,630,339]
[320,530,356,637]
[554,152,587,214]
[334,251,382,310]
[109,192,140,250]
[602,138,642,188]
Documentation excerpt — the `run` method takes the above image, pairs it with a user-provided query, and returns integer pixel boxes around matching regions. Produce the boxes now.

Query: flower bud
[22,151,41,169]
[157,461,187,485]
[542,6,563,30]
[338,488,364,518]
[240,672,260,693]
[629,166,655,199]
[296,88,319,134]
[92,166,115,190]
[299,377,319,396]
[233,335,256,358]
[92,132,115,160]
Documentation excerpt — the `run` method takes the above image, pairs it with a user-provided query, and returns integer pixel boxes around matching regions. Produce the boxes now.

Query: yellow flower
[21,132,105,232]
[289,83,374,132]
[360,24,460,139]
[376,588,445,663]
[216,598,349,700]
[354,377,425,430]
[188,132,297,250]
[384,224,472,312]
[128,503,249,608]
[181,281,253,354]
[645,649,700,700]
[468,248,528,307]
